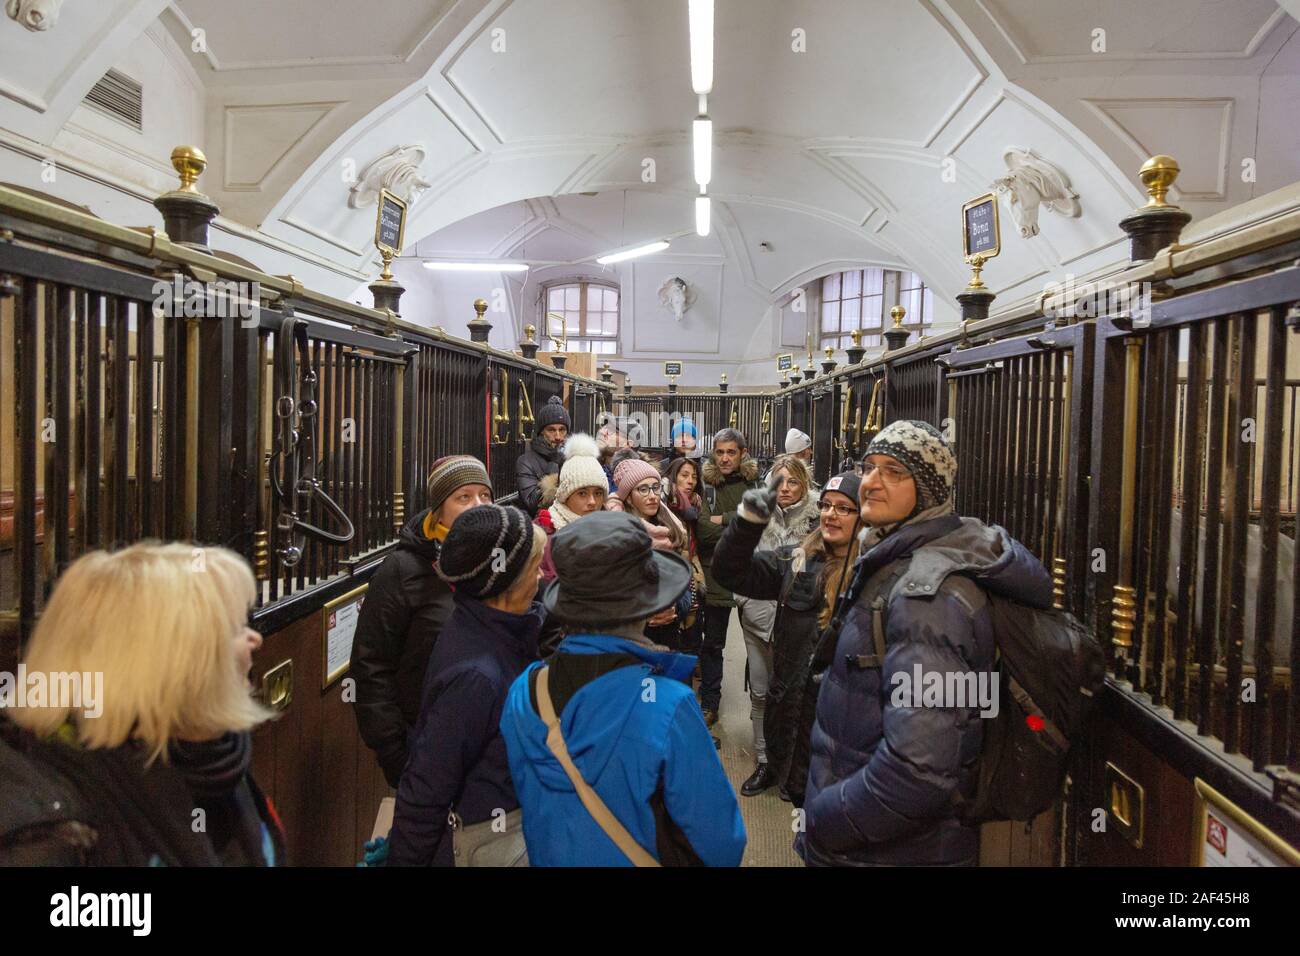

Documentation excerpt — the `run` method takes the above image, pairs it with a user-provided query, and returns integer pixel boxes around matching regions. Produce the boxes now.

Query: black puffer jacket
[712,514,835,805]
[516,435,563,516]
[350,507,452,788]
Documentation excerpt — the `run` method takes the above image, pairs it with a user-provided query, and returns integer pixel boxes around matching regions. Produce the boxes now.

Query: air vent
[83,69,143,131]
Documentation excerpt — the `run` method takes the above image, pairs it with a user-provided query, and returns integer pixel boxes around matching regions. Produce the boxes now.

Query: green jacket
[696,455,762,607]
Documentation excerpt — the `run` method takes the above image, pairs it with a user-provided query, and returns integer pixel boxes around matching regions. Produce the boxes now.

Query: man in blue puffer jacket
[735,420,1053,866]
[500,511,745,866]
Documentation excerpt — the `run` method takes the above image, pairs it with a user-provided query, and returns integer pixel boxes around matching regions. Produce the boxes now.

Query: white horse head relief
[348,145,434,210]
[991,146,1081,239]
[5,0,65,31]
[657,276,694,321]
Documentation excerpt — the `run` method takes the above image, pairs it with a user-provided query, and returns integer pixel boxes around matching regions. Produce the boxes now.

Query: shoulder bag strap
[534,667,661,867]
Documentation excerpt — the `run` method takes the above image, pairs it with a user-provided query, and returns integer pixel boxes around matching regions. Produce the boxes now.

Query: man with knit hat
[785,419,1053,867]
[517,396,572,516]
[389,504,545,866]
[499,511,746,866]
[351,455,493,787]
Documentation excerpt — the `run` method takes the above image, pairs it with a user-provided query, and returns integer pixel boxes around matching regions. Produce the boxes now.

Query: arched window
[819,268,935,350]
[542,281,619,355]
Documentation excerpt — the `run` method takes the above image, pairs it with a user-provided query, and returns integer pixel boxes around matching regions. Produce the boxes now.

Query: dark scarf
[531,433,563,464]
[168,732,275,866]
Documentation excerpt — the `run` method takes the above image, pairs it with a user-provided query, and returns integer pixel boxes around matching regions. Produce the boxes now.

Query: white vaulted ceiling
[0,0,1296,311]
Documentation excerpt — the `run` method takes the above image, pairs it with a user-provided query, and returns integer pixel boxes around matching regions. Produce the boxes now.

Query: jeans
[700,604,732,712]
[735,597,776,764]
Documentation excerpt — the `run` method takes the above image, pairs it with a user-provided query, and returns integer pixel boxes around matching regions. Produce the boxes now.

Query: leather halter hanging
[268,312,355,567]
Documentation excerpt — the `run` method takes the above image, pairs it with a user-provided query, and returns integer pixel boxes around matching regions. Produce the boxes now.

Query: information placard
[375,189,407,258]
[322,584,368,689]
[663,361,683,377]
[962,193,1000,260]
[777,353,794,371]
[1192,778,1300,867]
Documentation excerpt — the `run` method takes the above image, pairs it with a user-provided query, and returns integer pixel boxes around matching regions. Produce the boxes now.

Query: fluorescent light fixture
[693,115,712,187]
[422,261,529,272]
[689,0,714,94]
[595,240,670,264]
[696,196,711,237]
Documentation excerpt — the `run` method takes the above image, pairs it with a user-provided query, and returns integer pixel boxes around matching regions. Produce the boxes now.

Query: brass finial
[474,298,489,318]
[720,372,728,382]
[825,346,834,360]
[965,253,987,290]
[171,146,208,195]
[1139,155,1180,208]
[603,361,612,373]
[850,329,863,347]
[890,305,906,328]
[792,363,800,372]
[524,324,536,342]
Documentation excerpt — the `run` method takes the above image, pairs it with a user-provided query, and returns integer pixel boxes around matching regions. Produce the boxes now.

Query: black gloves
[738,485,779,524]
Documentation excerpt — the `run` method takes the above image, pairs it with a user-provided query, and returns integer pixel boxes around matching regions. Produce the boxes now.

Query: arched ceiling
[1,0,1297,305]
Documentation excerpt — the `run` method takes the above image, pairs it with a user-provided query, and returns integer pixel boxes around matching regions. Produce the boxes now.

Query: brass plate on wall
[259,658,294,713]
[1105,761,1145,849]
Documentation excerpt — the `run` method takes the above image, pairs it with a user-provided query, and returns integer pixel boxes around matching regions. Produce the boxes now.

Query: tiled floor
[712,613,802,867]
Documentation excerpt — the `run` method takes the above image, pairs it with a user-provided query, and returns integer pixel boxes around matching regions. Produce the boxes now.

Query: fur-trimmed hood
[702,454,759,488]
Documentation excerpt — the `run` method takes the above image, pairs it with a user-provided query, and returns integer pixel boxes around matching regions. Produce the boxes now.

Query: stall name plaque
[777,353,794,371]
[322,585,368,688]
[374,189,408,280]
[962,193,1000,261]
[663,361,683,377]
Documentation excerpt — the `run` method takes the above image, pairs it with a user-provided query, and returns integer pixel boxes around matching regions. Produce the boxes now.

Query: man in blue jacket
[500,511,746,866]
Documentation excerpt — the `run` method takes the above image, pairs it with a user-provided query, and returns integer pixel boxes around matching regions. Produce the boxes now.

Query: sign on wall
[663,361,683,377]
[1192,778,1300,867]
[777,353,794,371]
[375,189,408,259]
[322,584,368,689]
[962,192,1000,261]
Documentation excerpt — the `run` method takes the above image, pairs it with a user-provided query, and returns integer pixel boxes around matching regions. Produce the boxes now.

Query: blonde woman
[0,542,283,866]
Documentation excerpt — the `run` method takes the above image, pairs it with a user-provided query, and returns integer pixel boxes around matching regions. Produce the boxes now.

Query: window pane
[564,311,580,334]
[862,293,883,328]
[840,297,860,329]
[822,272,840,301]
[900,271,922,293]
[602,288,618,311]
[864,268,883,296]
[605,311,620,335]
[922,287,933,324]
[565,287,581,311]
[842,269,861,299]
[548,287,565,310]
[820,297,840,333]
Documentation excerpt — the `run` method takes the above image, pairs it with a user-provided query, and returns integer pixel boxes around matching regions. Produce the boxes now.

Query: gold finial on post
[171,145,208,195]
[467,298,493,343]
[965,253,987,290]
[474,298,488,318]
[1139,155,1180,209]
[890,305,906,328]
[825,346,834,360]
[524,324,536,341]
[850,329,862,347]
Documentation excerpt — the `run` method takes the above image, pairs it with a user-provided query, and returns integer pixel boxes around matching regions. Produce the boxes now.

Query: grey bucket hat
[541,511,692,624]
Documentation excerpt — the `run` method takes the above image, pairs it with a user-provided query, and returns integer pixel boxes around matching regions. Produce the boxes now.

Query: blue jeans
[700,604,732,712]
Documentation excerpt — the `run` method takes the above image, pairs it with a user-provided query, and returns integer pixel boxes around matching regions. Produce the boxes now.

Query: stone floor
[713,612,802,867]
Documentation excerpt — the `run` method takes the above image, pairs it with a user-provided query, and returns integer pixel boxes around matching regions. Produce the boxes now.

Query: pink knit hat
[614,458,662,502]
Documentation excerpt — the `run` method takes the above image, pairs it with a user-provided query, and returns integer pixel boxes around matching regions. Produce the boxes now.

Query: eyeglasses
[855,461,913,484]
[632,483,661,497]
[818,501,858,517]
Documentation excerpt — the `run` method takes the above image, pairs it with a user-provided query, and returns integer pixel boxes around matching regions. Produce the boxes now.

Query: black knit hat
[820,471,861,508]
[435,504,535,599]
[536,395,572,431]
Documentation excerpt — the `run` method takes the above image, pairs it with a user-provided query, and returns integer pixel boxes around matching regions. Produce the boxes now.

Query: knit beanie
[555,433,607,505]
[785,428,812,455]
[863,419,956,511]
[820,471,861,508]
[536,395,572,431]
[670,417,698,443]
[435,504,534,599]
[426,455,492,514]
[614,458,663,502]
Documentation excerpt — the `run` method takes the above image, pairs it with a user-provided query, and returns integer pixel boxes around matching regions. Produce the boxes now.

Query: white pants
[734,596,776,765]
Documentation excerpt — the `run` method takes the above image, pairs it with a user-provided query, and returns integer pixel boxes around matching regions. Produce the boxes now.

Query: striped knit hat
[863,420,956,511]
[426,455,492,514]
[435,504,534,599]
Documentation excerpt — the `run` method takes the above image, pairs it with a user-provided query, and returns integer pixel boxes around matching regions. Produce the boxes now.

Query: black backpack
[872,571,1106,824]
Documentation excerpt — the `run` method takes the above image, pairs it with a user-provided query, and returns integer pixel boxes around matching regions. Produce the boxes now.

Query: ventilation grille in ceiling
[83,69,143,130]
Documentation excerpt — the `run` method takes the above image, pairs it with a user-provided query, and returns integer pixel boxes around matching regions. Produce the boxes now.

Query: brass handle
[259,659,294,712]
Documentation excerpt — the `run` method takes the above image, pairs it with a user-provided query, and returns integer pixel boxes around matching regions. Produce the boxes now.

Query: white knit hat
[785,428,812,454]
[555,433,608,505]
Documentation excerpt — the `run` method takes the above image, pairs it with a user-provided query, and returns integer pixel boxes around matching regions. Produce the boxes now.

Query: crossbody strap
[534,667,661,868]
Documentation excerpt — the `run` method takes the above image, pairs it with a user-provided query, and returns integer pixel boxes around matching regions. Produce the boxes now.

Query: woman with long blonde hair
[1,542,284,866]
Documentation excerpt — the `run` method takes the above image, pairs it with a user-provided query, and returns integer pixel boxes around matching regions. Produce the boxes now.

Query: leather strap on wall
[535,666,660,867]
